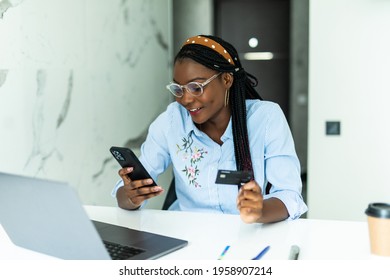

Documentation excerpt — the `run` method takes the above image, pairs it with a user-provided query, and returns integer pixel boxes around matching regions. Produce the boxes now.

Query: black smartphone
[215,169,253,185]
[109,146,157,186]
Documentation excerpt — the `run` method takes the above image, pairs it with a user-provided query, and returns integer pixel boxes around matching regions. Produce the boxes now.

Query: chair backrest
[162,177,177,210]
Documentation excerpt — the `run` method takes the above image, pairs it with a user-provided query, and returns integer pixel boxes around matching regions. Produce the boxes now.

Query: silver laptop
[0,172,187,260]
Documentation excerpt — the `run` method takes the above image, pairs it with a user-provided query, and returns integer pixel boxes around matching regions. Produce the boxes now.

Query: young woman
[113,35,307,224]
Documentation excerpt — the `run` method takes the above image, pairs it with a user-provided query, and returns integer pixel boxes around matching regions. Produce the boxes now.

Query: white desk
[84,205,372,260]
[0,205,373,260]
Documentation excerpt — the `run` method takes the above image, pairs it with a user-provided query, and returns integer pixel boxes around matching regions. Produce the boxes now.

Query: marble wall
[0,0,172,206]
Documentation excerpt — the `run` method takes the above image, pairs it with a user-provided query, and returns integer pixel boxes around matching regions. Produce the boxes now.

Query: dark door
[214,0,290,120]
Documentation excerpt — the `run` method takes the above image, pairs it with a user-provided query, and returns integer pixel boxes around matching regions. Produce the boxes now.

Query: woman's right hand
[116,167,164,210]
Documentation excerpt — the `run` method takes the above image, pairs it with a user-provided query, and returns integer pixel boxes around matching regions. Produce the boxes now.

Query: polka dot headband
[182,35,235,66]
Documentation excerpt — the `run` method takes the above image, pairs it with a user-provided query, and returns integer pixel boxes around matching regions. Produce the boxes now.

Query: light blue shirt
[113,100,307,220]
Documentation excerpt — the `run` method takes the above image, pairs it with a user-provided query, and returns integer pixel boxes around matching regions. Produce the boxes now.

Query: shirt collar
[184,115,203,137]
[220,118,233,142]
[183,110,233,141]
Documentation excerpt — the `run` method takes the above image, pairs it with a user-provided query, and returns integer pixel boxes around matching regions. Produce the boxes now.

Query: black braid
[175,35,263,179]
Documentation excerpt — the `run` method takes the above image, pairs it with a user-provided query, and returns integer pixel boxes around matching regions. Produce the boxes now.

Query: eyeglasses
[166,72,222,98]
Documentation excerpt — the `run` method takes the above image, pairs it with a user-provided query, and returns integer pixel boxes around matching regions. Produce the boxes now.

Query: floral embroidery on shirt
[176,134,208,188]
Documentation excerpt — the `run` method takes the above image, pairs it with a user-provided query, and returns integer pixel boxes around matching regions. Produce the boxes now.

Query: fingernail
[127,167,133,172]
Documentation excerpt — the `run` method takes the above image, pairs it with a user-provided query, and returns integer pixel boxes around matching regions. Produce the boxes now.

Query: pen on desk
[251,245,270,260]
[218,245,230,260]
[288,245,300,260]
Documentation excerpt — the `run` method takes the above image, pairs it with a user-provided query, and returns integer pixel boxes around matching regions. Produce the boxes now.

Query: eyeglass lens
[167,73,221,97]
[169,82,203,97]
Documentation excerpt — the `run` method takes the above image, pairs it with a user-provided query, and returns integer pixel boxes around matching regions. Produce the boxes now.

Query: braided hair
[174,35,263,177]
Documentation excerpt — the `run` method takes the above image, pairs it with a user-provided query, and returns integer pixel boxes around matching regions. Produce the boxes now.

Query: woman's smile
[188,107,202,115]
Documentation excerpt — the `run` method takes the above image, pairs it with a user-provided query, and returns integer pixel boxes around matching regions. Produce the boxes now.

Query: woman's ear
[223,73,234,89]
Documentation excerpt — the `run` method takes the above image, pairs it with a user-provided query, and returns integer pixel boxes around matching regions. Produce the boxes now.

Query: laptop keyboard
[103,240,145,260]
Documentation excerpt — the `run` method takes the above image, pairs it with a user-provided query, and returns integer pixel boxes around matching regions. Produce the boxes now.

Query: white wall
[308,0,390,221]
[0,0,172,208]
[173,0,214,54]
[290,0,309,174]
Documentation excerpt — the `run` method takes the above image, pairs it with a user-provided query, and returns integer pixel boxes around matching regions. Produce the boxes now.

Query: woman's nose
[178,90,195,105]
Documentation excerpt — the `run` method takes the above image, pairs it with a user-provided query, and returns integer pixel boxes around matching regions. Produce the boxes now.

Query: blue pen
[252,245,270,260]
[218,245,230,260]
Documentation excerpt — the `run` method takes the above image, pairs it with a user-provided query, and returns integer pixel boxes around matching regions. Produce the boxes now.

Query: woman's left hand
[236,180,263,223]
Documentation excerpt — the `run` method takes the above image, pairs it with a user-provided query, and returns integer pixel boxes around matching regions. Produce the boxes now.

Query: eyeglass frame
[166,72,222,98]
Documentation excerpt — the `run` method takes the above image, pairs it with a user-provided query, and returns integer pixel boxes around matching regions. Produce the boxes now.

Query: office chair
[162,178,177,210]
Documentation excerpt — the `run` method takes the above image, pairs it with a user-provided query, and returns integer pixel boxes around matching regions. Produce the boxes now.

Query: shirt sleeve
[262,104,308,220]
[111,105,173,198]
[139,110,172,182]
[111,178,124,198]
